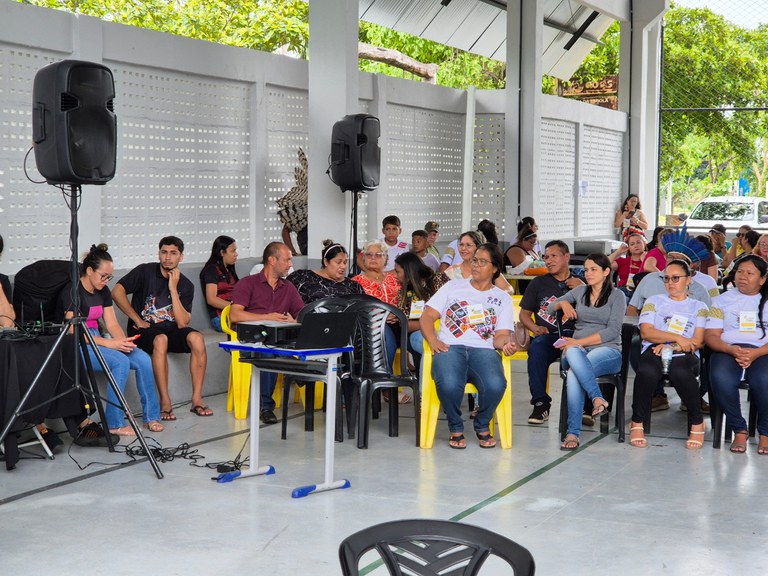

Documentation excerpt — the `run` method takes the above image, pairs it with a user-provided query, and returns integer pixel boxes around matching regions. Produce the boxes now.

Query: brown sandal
[730,430,748,454]
[448,433,467,449]
[757,435,768,455]
[476,431,496,449]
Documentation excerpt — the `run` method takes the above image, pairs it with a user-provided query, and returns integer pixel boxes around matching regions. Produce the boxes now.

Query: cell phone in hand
[553,338,567,347]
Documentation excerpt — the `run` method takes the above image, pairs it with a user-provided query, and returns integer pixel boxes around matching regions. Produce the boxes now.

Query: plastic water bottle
[661,346,673,375]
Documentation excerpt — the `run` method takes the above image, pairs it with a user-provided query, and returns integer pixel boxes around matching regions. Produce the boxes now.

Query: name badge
[467,304,486,325]
[740,311,757,333]
[627,273,635,289]
[667,314,689,335]
[623,218,631,228]
[409,300,425,319]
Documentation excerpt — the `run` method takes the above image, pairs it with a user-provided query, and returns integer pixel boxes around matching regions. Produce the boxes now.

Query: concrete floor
[1,362,764,575]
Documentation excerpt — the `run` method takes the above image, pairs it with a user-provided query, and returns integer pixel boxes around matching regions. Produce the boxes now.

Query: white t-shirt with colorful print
[425,278,514,350]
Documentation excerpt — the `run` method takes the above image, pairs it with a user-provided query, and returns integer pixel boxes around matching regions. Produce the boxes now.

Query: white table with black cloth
[218,341,353,498]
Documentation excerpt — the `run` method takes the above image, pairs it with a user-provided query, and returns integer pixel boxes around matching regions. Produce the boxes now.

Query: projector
[236,321,300,345]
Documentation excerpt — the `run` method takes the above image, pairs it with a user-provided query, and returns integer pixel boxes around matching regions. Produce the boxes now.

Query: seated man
[519,240,584,424]
[230,242,304,424]
[112,236,210,420]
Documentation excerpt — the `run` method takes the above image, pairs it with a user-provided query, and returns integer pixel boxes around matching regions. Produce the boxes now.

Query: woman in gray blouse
[548,253,626,450]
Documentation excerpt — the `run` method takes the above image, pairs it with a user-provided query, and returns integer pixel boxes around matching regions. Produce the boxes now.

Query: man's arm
[229,303,295,324]
[111,283,149,329]
[167,268,191,328]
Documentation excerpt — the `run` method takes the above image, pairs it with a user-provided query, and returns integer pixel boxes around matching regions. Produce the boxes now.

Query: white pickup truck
[682,196,768,236]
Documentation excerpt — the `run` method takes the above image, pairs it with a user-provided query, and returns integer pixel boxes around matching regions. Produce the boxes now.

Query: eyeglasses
[364,252,385,258]
[759,243,768,249]
[98,272,114,281]
[470,258,491,267]
[736,233,745,238]
[661,274,689,284]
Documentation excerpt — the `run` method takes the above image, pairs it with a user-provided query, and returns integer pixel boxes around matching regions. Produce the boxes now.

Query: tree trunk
[358,42,439,84]
[753,146,768,197]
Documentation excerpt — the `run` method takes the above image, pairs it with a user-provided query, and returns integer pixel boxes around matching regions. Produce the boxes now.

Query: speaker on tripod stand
[328,114,381,275]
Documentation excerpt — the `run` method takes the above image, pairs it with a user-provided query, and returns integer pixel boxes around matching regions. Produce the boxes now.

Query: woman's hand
[673,337,696,353]
[554,337,580,351]
[559,301,577,321]
[531,325,550,337]
[733,346,760,369]
[500,341,518,356]
[110,336,138,353]
[429,339,450,354]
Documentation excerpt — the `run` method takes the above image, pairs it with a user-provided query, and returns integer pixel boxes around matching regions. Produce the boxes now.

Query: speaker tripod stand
[0,184,163,479]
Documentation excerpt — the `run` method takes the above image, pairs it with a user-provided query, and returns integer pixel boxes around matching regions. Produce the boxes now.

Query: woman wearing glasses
[443,231,515,294]
[628,259,708,449]
[706,255,768,454]
[547,253,626,451]
[59,244,163,436]
[420,243,517,449]
[722,225,754,270]
[352,240,403,367]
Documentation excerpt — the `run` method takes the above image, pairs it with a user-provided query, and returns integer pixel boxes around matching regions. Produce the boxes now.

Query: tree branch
[358,42,438,84]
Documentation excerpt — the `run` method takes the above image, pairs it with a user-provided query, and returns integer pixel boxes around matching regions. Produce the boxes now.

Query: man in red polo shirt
[230,242,304,424]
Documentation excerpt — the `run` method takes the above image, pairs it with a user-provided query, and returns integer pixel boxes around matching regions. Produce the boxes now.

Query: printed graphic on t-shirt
[86,305,103,330]
[536,295,559,326]
[444,300,497,340]
[141,295,175,323]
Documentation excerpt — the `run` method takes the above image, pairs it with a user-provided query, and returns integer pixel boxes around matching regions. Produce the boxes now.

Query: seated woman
[420,243,517,449]
[629,259,708,449]
[642,227,673,273]
[60,244,163,436]
[445,231,515,294]
[352,240,402,366]
[721,230,760,289]
[199,235,239,332]
[608,232,646,300]
[503,225,539,275]
[706,255,768,454]
[548,253,626,451]
[392,251,447,377]
[287,240,363,303]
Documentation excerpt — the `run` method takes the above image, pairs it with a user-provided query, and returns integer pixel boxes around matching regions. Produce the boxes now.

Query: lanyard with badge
[667,313,689,336]
[739,311,757,333]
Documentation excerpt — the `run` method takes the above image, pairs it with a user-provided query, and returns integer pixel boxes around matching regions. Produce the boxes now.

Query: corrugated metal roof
[358,0,616,80]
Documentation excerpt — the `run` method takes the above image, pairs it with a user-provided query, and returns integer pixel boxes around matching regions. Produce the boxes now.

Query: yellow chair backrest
[221,304,236,339]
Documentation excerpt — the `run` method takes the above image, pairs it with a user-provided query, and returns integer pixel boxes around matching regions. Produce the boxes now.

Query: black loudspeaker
[32,60,116,185]
[330,114,380,191]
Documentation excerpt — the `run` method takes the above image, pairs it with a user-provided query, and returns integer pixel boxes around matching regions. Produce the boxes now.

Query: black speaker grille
[106,99,114,113]
[60,92,79,112]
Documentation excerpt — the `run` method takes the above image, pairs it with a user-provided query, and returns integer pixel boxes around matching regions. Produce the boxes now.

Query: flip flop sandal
[592,400,609,418]
[160,410,176,421]
[476,432,496,449]
[560,436,580,451]
[189,405,213,417]
[448,434,467,449]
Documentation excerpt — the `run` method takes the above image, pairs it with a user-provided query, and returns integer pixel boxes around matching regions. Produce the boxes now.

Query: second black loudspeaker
[32,59,116,185]
[330,114,380,191]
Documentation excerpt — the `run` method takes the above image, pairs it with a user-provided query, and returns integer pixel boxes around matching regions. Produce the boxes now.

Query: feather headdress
[660,224,710,264]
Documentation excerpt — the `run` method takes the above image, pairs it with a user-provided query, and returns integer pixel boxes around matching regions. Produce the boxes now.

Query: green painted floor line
[359,431,609,574]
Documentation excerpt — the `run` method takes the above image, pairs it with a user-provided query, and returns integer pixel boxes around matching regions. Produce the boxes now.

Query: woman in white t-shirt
[705,255,768,455]
[629,259,709,449]
[420,243,517,449]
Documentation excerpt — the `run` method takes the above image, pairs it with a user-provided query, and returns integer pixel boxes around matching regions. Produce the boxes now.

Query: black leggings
[632,348,703,427]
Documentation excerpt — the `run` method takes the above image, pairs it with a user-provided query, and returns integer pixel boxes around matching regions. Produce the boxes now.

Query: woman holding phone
[547,253,626,450]
[60,244,163,436]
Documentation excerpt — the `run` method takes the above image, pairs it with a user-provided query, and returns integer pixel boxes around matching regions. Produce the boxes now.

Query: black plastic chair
[279,296,368,442]
[344,299,420,449]
[558,368,626,443]
[339,519,536,576]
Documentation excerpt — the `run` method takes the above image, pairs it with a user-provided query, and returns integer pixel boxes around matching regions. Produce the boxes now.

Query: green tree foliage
[20,0,310,55]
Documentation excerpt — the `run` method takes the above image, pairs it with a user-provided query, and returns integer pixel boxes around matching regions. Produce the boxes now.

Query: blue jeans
[385,324,397,369]
[85,329,161,429]
[710,352,768,436]
[562,346,622,438]
[527,332,566,406]
[210,316,223,332]
[430,345,507,434]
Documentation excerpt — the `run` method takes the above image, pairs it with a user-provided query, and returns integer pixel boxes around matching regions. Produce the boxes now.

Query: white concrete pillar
[517,0,544,225]
[619,0,668,225]
[307,0,359,261]
[504,0,522,232]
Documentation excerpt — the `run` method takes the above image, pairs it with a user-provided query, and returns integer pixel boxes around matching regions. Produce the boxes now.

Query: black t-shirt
[58,281,112,330]
[199,261,238,319]
[519,274,578,333]
[117,263,194,327]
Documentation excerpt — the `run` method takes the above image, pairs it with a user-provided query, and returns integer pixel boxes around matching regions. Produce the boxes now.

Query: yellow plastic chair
[221,305,252,419]
[419,322,513,449]
[223,306,324,418]
[508,294,551,393]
